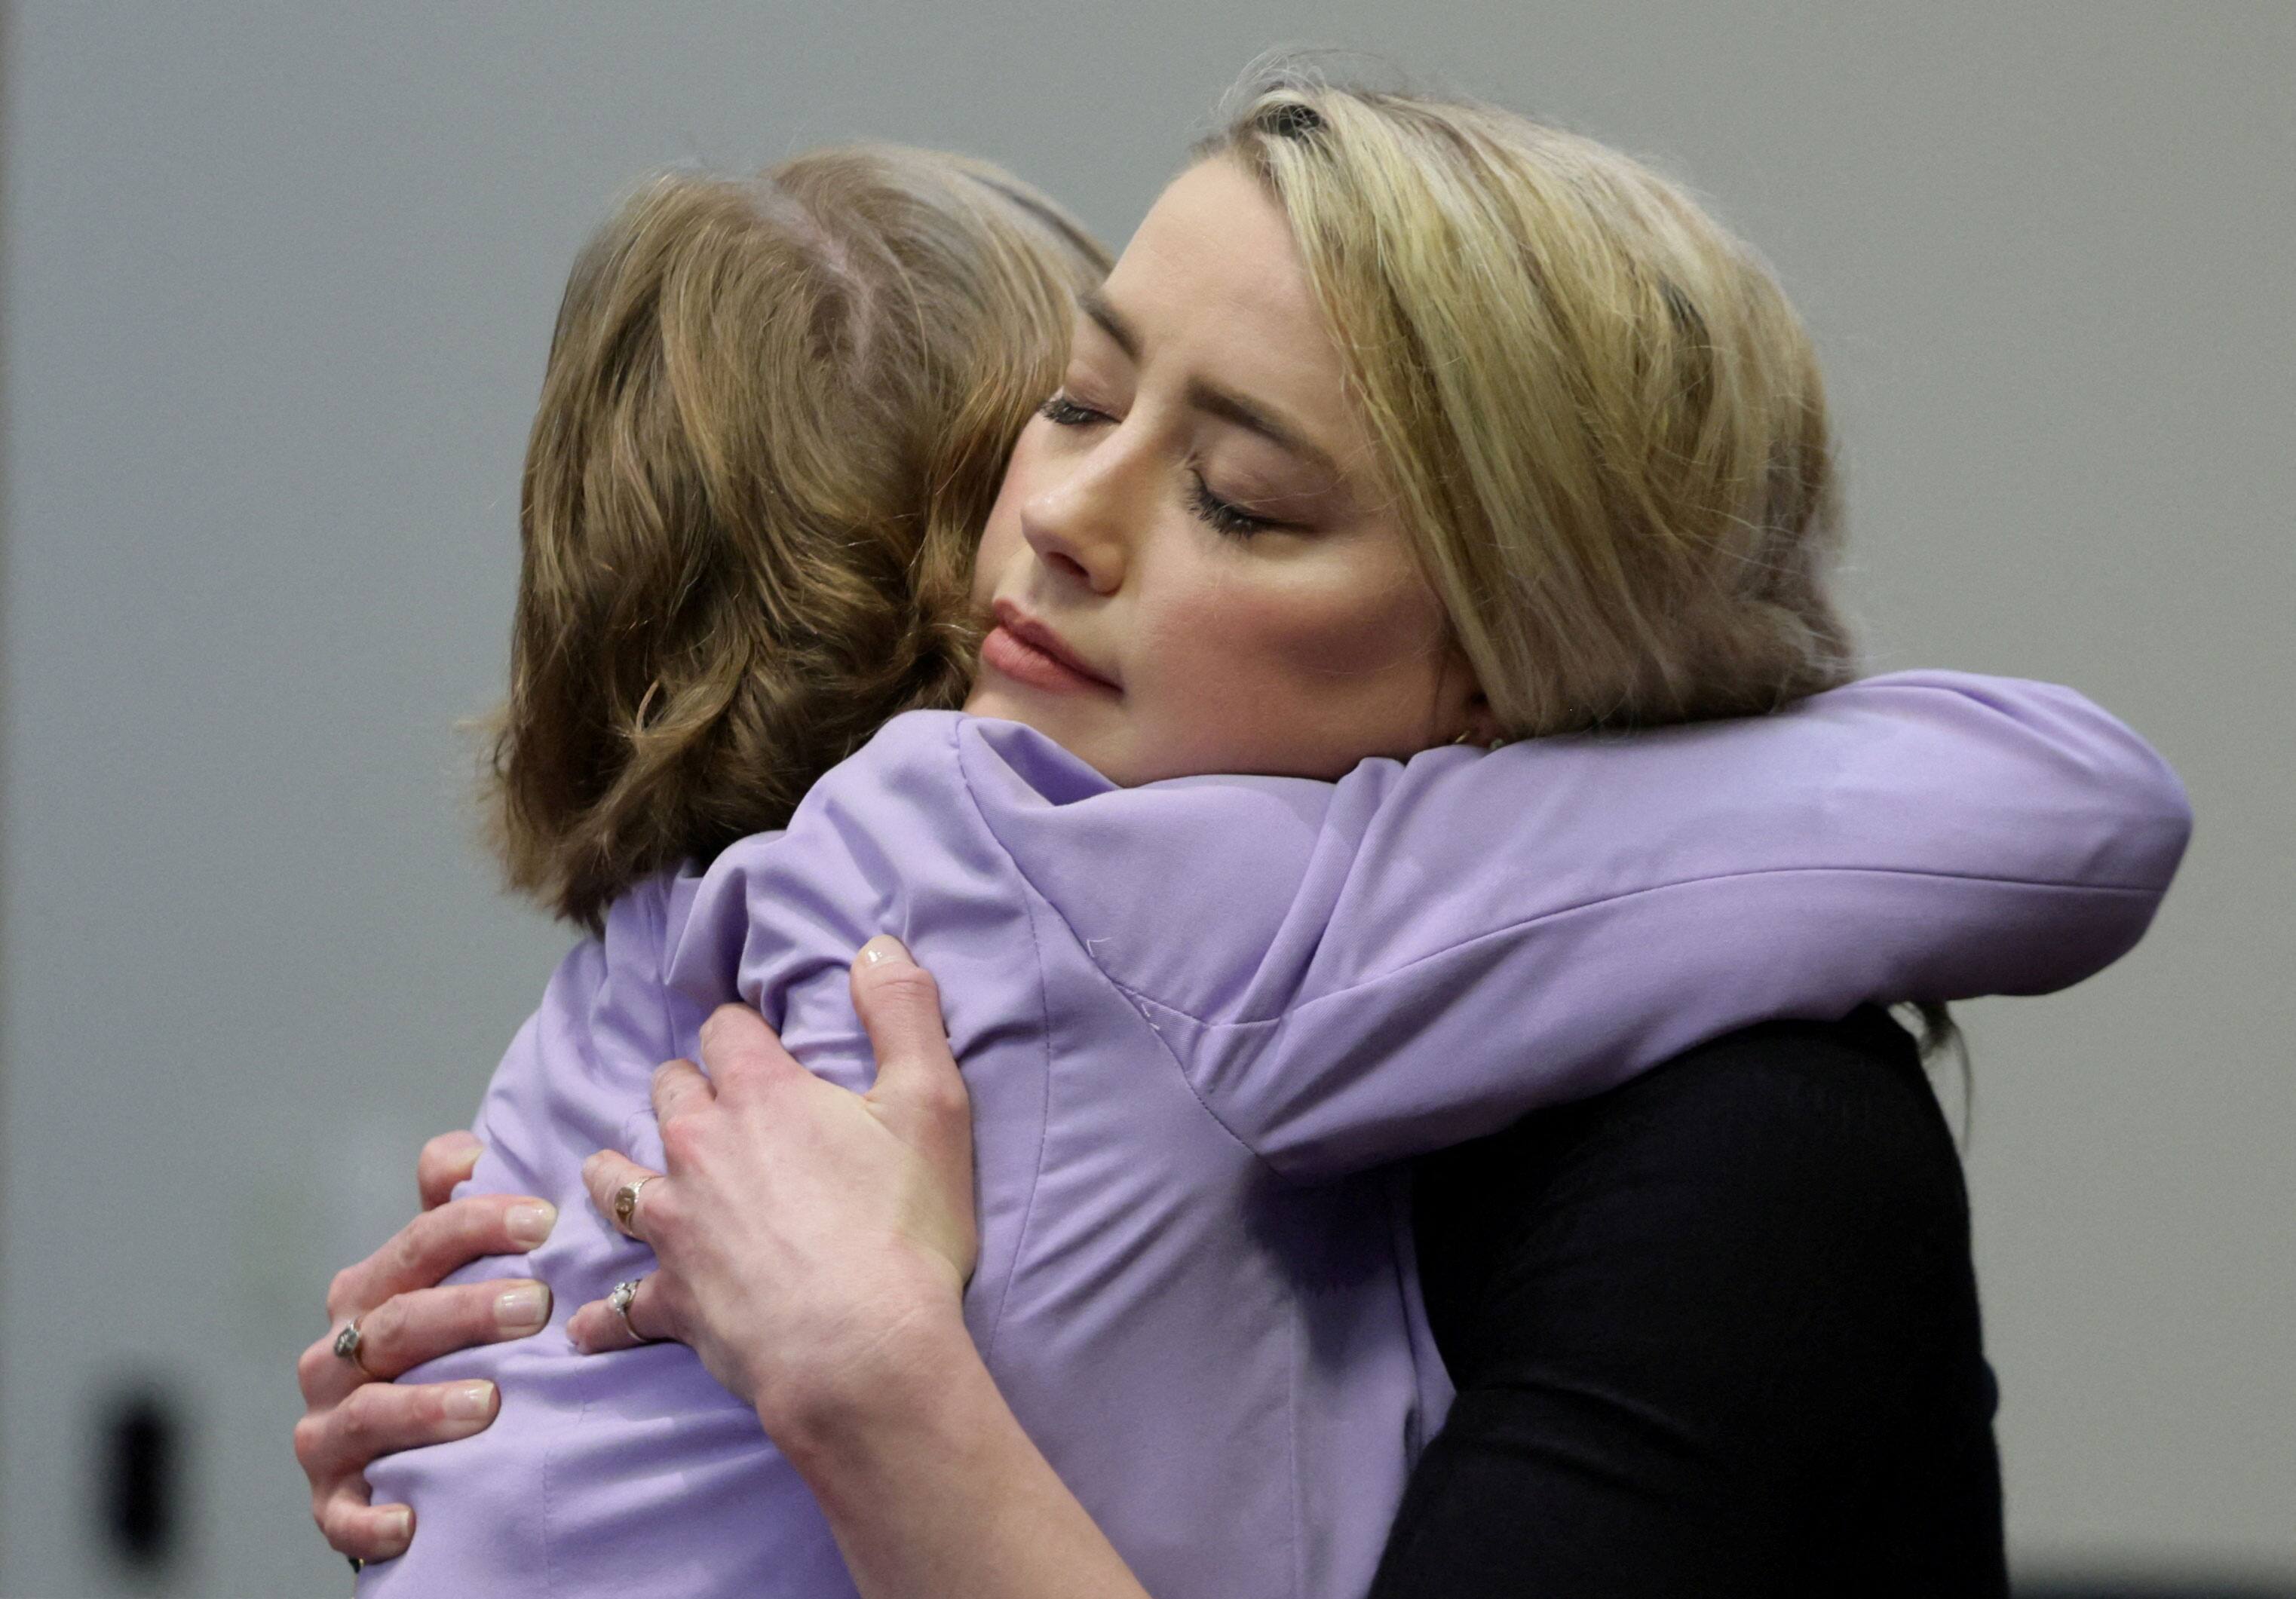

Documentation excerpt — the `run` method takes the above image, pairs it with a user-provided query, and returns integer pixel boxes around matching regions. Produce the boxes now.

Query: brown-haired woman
[296,77,2182,1596]
[492,145,1105,930]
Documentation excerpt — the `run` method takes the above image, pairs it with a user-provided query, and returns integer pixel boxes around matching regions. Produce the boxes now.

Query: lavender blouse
[363,672,2187,1598]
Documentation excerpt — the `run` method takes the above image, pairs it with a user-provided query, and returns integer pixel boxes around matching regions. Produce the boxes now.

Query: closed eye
[1188,474,1280,539]
[1041,391,1282,539]
[1038,393,1110,427]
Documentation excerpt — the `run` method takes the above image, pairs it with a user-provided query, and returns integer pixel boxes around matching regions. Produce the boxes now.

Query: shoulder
[554,869,689,1056]
[1391,1011,2003,1595]
[954,717,1338,1013]
[465,875,695,1186]
[669,712,979,951]
[1422,1006,1951,1212]
[1413,1008,1974,1389]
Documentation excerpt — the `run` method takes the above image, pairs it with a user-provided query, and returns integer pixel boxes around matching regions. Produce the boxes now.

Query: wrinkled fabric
[366,671,2187,1599]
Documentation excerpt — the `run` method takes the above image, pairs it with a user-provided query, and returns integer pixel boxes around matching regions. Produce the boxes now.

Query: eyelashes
[1036,392,1279,540]
[1185,476,1274,538]
[1037,394,1102,428]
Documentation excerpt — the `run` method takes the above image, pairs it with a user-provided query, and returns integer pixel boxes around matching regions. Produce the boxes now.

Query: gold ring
[612,1175,658,1235]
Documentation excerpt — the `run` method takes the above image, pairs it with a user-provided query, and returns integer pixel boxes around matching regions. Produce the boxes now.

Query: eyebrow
[1078,286,1340,479]
[1184,377,1338,479]
[1079,287,1139,360]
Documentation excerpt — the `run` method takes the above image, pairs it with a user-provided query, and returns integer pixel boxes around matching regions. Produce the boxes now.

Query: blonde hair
[1202,72,1855,736]
[487,144,1109,928]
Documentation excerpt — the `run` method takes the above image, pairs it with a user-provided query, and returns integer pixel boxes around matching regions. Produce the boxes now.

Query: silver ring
[333,1316,378,1380]
[611,1176,658,1236]
[607,1278,652,1343]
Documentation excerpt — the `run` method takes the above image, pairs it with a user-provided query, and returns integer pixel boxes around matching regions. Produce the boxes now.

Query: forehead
[1102,158,1344,400]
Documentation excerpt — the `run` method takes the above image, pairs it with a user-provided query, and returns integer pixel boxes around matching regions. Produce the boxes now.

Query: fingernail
[505,1202,557,1248]
[443,1382,495,1422]
[381,1506,413,1548]
[495,1283,550,1331]
[860,935,912,968]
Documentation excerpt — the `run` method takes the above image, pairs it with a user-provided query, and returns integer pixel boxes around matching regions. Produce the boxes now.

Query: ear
[1436,646,1506,748]
[1458,692,1506,748]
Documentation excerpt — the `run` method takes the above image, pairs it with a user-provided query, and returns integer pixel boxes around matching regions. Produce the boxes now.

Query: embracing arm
[1191,671,2191,1177]
[569,946,1151,1599]
[292,960,1133,1595]
[572,962,2013,1599]
[765,1319,1151,1599]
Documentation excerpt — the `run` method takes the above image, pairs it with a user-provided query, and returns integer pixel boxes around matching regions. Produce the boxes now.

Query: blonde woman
[299,76,2183,1595]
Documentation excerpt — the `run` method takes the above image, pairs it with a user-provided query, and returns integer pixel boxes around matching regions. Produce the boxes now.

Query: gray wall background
[2,3,2288,1594]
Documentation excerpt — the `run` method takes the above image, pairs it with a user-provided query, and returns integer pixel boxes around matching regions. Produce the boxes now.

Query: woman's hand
[568,936,977,1446]
[567,937,1149,1599]
[292,1131,559,1564]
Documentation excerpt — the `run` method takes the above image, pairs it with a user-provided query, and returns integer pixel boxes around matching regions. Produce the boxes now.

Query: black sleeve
[1370,1008,2006,1599]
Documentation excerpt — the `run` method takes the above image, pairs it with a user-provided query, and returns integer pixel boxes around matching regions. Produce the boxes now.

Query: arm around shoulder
[1197,671,2191,1178]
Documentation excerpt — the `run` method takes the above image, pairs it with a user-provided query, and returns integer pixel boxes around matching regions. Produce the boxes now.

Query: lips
[981,600,1118,695]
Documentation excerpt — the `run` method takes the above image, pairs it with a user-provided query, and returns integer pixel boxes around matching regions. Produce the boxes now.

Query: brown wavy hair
[484,146,1109,929]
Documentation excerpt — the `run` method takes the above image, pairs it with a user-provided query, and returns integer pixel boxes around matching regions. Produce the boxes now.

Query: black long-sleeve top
[1373,1007,2009,1597]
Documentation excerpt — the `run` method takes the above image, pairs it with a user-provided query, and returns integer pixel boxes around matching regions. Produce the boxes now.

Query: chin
[961,685,1030,724]
[964,694,1136,784]
[964,687,1075,743]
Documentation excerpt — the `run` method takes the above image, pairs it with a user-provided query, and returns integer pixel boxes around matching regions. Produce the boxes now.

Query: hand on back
[292,938,979,1562]
[291,1132,555,1564]
[567,936,978,1453]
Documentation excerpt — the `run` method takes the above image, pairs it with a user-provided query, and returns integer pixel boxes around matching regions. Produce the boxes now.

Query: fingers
[566,1275,675,1354]
[849,936,970,1141]
[325,1193,557,1325]
[294,1377,498,1509]
[581,1150,666,1242]
[317,1492,414,1564]
[298,1279,552,1406]
[298,1382,495,1565]
[694,1004,808,1098]
[648,1056,717,1129]
[416,1131,483,1210]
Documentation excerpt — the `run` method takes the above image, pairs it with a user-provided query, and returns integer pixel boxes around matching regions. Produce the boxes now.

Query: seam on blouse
[1084,865,2163,1032]
[952,724,1283,1179]
[981,868,1061,1364]
[549,876,676,1598]
[650,873,686,1071]
[553,899,664,1599]
[938,718,1087,1355]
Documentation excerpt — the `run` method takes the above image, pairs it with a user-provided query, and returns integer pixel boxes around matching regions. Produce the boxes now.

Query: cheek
[1210,553,1446,688]
[970,507,1020,607]
[1139,557,1451,760]
[1268,588,1434,679]
[972,425,1047,602]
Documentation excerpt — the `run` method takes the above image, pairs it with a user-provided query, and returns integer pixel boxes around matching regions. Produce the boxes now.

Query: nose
[1020,432,1139,596]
